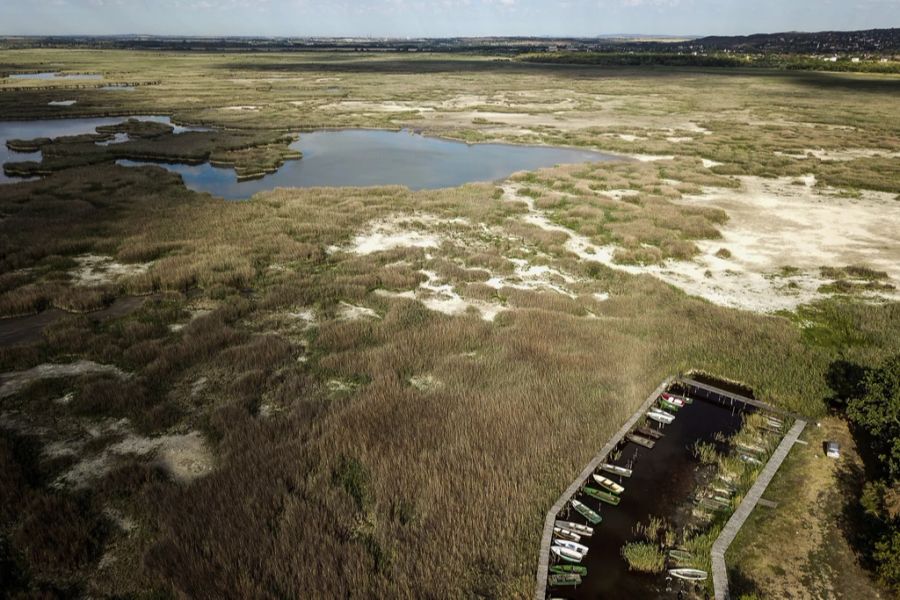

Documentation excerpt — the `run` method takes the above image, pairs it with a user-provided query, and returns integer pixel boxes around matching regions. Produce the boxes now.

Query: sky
[1,0,898,38]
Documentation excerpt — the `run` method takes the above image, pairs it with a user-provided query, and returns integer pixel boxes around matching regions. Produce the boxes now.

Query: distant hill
[688,28,900,54]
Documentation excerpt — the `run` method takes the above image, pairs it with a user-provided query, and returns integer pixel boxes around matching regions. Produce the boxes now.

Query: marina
[538,376,806,599]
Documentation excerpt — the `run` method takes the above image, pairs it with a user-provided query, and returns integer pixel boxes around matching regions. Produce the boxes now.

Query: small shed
[825,441,840,459]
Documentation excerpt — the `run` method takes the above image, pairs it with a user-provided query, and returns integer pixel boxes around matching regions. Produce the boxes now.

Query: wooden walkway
[533,377,673,600]
[679,377,812,422]
[710,418,807,600]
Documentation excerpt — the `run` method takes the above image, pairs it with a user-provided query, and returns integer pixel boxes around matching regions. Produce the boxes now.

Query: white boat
[555,520,594,537]
[554,539,588,556]
[600,463,632,478]
[592,473,625,494]
[661,394,685,407]
[553,526,581,543]
[647,409,674,425]
[552,545,584,563]
[668,568,708,581]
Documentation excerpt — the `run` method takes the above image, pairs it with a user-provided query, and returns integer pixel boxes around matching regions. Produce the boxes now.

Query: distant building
[826,441,840,459]
[851,57,861,63]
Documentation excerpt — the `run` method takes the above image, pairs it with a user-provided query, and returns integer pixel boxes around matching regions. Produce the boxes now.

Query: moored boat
[552,545,583,563]
[600,463,632,478]
[658,398,681,413]
[555,520,594,537]
[583,486,621,506]
[636,425,664,439]
[553,526,581,543]
[668,568,708,581]
[592,473,625,494]
[549,564,587,576]
[554,539,588,557]
[647,409,674,425]
[663,391,693,404]
[570,499,602,524]
[668,549,694,563]
[660,393,685,407]
[626,433,656,448]
[548,573,582,587]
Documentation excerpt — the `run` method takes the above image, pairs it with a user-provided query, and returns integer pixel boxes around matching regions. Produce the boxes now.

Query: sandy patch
[348,215,469,255]
[484,258,578,299]
[337,302,380,321]
[325,100,435,113]
[702,159,724,169]
[632,154,676,162]
[0,360,129,399]
[378,269,505,322]
[409,374,443,392]
[71,254,151,286]
[666,136,694,144]
[502,179,900,313]
[775,148,900,162]
[222,105,260,111]
[57,429,213,487]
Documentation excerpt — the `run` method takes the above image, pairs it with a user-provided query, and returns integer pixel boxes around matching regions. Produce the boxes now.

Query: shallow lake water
[119,129,617,199]
[0,116,204,184]
[7,72,101,80]
[552,396,746,599]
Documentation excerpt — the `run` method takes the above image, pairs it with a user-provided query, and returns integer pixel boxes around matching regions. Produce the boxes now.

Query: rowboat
[571,499,602,524]
[636,425,664,439]
[626,433,656,448]
[697,498,727,512]
[737,442,766,454]
[658,398,681,413]
[555,539,588,557]
[660,394,685,407]
[668,568,708,581]
[549,564,587,576]
[555,520,594,537]
[553,526,581,543]
[647,410,674,425]
[663,392,693,404]
[584,486,621,506]
[548,573,582,587]
[740,454,763,465]
[551,545,584,563]
[668,549,694,562]
[600,463,632,478]
[592,474,625,495]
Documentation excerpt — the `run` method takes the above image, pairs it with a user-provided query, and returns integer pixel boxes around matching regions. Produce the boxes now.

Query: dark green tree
[846,354,900,479]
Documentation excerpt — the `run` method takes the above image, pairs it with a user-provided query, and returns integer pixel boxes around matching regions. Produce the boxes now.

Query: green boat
[548,573,582,587]
[571,499,602,524]
[550,564,587,576]
[584,486,621,506]
[659,398,681,413]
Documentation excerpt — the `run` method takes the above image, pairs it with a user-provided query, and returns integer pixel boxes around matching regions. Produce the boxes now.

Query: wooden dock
[679,377,811,422]
[533,377,673,600]
[710,418,807,600]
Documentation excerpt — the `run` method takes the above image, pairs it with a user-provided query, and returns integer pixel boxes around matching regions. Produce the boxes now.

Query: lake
[119,129,617,199]
[0,116,205,184]
[7,72,101,80]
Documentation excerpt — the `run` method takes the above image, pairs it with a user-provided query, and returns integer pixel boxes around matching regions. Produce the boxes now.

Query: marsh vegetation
[0,49,898,598]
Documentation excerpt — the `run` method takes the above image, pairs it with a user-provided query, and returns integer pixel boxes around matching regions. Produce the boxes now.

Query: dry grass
[0,49,898,599]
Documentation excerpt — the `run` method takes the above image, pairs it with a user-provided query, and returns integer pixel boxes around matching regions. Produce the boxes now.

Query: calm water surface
[120,129,617,199]
[0,116,204,184]
[7,72,101,80]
